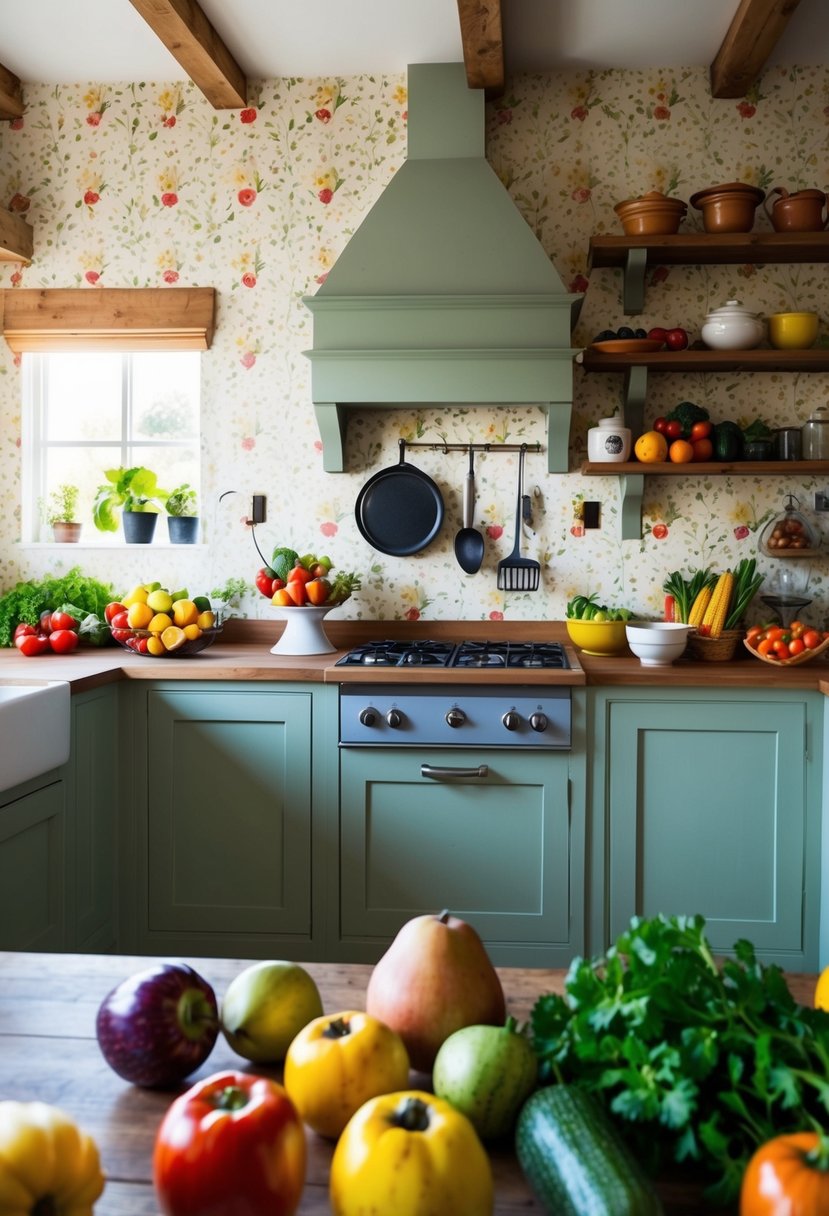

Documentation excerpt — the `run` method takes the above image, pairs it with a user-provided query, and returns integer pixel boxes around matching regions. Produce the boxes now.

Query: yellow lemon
[147,588,174,613]
[634,430,669,463]
[122,584,149,607]
[815,966,829,1011]
[148,612,173,633]
[183,623,202,641]
[127,601,154,629]
[147,635,166,657]
[172,599,199,627]
[161,625,187,652]
[197,609,216,630]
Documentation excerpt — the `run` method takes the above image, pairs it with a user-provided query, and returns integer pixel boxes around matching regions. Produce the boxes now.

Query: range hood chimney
[303,63,582,473]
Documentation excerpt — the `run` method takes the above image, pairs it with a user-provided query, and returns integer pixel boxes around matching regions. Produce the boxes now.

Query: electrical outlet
[815,492,829,512]
[250,494,267,524]
[583,501,601,529]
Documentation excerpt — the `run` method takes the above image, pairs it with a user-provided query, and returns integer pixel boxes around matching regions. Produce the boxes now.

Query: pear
[220,960,323,1063]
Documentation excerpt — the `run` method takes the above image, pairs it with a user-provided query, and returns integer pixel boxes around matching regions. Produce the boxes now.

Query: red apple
[365,910,506,1072]
[96,962,219,1088]
[646,327,668,344]
[665,326,689,350]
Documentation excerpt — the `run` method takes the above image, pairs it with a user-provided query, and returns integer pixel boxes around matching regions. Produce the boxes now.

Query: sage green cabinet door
[67,687,118,951]
[0,779,65,950]
[598,693,820,967]
[144,688,313,949]
[340,748,577,967]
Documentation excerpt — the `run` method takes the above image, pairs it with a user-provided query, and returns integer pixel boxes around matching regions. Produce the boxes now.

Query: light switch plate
[583,501,601,529]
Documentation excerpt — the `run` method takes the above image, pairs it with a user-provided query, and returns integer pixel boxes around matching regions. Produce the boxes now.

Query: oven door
[339,745,581,968]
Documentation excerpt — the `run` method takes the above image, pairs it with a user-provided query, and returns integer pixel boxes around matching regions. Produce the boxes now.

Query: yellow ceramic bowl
[566,617,628,657]
[767,311,819,349]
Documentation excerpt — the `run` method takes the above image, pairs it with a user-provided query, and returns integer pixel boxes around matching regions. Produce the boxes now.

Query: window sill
[17,542,209,551]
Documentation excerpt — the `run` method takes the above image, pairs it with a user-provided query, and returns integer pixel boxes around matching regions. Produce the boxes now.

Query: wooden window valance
[1,287,216,352]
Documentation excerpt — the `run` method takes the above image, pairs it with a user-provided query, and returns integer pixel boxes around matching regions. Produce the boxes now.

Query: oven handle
[420,763,489,780]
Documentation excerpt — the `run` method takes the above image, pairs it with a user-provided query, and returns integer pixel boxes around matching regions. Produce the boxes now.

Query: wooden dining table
[0,951,819,1215]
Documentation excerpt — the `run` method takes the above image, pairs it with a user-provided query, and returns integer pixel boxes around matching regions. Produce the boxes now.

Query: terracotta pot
[689,181,765,233]
[765,187,828,232]
[613,190,687,236]
[52,521,82,543]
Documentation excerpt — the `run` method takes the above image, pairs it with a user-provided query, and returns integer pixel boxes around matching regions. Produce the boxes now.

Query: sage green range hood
[303,62,583,474]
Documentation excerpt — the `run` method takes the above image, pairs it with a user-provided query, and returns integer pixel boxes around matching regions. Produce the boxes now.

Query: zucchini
[713,420,744,462]
[515,1085,664,1216]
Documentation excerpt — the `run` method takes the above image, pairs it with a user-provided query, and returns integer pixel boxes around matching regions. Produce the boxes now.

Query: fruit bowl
[565,618,629,656]
[743,635,829,667]
[270,606,336,656]
[108,625,223,658]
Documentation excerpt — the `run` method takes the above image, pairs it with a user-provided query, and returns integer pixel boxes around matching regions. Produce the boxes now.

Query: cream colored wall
[1,66,828,624]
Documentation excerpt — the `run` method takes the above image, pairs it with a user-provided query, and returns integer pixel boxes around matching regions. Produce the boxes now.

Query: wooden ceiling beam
[456,0,504,97]
[711,0,803,98]
[128,0,247,109]
[0,61,24,120]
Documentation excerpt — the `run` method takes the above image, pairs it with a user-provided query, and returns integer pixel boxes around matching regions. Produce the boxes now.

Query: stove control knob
[502,710,521,732]
[445,707,466,728]
[530,712,548,733]
[359,707,378,727]
[386,708,403,728]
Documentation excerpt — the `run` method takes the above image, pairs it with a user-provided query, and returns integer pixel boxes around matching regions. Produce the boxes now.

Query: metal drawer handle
[421,764,489,780]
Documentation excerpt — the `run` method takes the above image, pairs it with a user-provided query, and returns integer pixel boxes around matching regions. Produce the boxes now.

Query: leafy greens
[0,567,114,647]
[530,914,829,1204]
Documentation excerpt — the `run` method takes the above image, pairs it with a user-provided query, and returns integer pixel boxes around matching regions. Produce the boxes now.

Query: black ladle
[454,449,485,574]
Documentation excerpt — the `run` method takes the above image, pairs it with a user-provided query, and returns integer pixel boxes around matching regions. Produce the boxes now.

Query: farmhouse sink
[0,681,70,796]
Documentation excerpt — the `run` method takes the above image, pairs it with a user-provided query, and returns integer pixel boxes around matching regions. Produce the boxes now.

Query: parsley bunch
[531,914,829,1204]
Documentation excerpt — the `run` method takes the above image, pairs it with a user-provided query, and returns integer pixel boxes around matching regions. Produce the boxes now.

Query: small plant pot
[167,516,199,544]
[52,521,82,543]
[123,511,158,544]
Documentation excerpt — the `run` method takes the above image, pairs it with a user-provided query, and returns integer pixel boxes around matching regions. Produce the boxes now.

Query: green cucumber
[515,1085,664,1216]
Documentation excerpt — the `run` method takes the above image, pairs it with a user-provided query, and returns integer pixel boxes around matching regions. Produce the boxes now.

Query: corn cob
[688,585,713,628]
[700,571,734,639]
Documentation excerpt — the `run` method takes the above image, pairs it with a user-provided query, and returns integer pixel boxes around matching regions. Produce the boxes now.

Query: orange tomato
[757,638,775,656]
[773,639,791,657]
[787,637,805,656]
[690,421,713,440]
[668,439,695,464]
[746,625,764,642]
[802,629,821,650]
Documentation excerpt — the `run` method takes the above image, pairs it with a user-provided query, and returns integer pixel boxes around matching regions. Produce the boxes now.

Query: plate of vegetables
[744,621,829,665]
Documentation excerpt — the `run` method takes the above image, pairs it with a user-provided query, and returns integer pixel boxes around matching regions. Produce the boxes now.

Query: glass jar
[801,405,829,459]
[587,414,631,462]
[759,494,819,558]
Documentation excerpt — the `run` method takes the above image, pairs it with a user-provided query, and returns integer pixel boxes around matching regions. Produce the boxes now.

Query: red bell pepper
[256,567,282,598]
[153,1071,306,1216]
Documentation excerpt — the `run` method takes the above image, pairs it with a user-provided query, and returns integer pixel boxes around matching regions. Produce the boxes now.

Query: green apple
[432,1016,538,1139]
[220,960,324,1063]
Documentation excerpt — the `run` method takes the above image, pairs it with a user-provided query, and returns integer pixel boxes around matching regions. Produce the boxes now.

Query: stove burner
[335,640,455,668]
[453,641,569,670]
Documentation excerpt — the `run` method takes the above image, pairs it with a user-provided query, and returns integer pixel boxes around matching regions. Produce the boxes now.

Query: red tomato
[787,637,805,656]
[665,420,683,439]
[110,610,130,630]
[287,566,312,586]
[49,629,80,655]
[692,438,713,461]
[255,568,279,598]
[40,609,54,635]
[153,1071,306,1216]
[653,417,669,434]
[802,629,821,650]
[757,638,775,656]
[13,622,37,641]
[104,601,126,623]
[690,421,712,440]
[664,327,689,350]
[773,639,791,657]
[14,633,50,657]
[49,610,78,633]
[746,625,764,642]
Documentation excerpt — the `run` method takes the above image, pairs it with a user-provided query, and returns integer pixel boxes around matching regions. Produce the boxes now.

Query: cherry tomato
[111,628,134,643]
[49,629,80,655]
[665,327,689,350]
[49,610,78,632]
[773,639,791,657]
[653,417,669,434]
[104,601,126,623]
[14,633,50,657]
[757,638,775,656]
[690,421,713,440]
[803,629,821,650]
[746,625,764,642]
[787,638,805,656]
[665,420,683,439]
[692,438,714,461]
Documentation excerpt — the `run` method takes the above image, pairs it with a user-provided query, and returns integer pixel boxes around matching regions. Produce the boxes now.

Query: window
[22,350,201,543]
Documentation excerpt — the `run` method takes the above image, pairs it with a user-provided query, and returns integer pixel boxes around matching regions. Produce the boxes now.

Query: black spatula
[497,445,540,592]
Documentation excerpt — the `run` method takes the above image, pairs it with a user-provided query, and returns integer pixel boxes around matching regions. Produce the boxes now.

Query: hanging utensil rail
[401,441,543,455]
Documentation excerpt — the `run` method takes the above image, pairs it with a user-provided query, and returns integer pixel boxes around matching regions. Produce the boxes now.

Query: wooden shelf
[579,347,829,373]
[581,460,829,476]
[588,232,829,313]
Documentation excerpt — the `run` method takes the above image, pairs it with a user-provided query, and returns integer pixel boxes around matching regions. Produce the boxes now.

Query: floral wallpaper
[1,64,829,626]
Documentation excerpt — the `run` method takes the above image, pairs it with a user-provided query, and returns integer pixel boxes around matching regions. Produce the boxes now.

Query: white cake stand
[270,606,336,655]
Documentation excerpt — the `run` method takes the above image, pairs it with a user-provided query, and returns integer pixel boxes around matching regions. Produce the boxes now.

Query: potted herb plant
[165,483,199,544]
[93,466,168,544]
[41,482,82,542]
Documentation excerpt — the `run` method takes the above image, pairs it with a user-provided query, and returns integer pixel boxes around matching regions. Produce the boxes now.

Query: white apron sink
[0,681,70,795]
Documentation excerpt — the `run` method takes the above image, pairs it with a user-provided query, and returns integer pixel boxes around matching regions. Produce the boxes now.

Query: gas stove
[335,639,570,670]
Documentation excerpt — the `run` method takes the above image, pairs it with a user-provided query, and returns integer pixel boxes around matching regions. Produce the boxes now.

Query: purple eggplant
[96,962,219,1088]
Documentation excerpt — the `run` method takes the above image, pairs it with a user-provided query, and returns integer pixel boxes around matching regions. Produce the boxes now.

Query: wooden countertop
[0,951,818,1215]
[1,619,828,692]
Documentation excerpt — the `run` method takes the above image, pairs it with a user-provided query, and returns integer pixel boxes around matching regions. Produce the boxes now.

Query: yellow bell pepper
[0,1100,105,1216]
[284,1010,410,1139]
[329,1089,493,1216]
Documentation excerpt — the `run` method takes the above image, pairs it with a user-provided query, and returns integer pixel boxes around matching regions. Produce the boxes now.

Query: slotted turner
[497,444,540,591]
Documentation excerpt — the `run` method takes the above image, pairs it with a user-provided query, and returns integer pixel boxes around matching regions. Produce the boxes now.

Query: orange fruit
[633,430,669,463]
[816,966,829,1011]
[669,438,695,463]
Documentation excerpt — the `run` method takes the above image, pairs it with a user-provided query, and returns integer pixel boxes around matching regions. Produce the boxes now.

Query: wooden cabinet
[127,682,336,959]
[0,777,66,950]
[339,747,581,968]
[588,687,823,969]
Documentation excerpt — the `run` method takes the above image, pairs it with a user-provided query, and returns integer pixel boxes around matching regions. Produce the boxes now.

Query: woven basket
[687,628,743,662]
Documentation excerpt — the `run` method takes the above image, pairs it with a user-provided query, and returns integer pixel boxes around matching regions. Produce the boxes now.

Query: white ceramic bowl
[700,299,764,350]
[625,621,691,667]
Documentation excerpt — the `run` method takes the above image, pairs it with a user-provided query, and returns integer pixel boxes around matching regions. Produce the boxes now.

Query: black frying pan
[355,439,445,556]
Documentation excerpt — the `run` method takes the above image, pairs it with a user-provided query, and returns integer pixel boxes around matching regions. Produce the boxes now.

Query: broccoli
[665,400,710,439]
